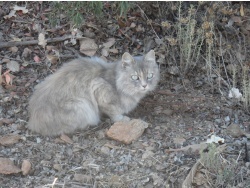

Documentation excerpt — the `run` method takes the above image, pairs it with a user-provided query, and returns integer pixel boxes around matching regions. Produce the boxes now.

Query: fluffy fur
[28,50,160,136]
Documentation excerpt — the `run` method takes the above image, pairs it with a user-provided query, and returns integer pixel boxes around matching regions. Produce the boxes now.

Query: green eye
[131,75,139,80]
[147,73,153,79]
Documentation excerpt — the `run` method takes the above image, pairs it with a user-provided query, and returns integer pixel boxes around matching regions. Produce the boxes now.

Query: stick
[0,35,72,48]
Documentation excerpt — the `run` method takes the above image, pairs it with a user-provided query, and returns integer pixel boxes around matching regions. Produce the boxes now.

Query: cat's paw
[112,115,130,122]
[120,116,130,122]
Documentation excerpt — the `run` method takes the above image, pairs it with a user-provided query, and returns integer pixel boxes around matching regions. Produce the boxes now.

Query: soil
[0,2,250,188]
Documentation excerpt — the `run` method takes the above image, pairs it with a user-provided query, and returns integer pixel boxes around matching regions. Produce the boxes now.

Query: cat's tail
[27,98,100,136]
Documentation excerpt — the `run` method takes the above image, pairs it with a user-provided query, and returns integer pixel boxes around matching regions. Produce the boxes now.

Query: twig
[0,55,23,62]
[0,35,72,48]
[44,178,65,188]
[219,32,231,88]
[245,143,249,162]
[236,149,242,163]
[136,4,160,39]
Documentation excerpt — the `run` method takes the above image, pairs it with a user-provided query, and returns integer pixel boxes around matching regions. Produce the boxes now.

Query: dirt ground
[0,2,250,188]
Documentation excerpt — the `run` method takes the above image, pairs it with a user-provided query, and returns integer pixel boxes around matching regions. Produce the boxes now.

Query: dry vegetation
[0,1,250,187]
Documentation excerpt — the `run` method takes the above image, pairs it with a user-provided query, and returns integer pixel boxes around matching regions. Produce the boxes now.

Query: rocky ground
[0,2,250,188]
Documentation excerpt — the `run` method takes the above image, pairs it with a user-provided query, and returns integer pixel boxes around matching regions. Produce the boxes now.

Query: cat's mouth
[140,87,148,91]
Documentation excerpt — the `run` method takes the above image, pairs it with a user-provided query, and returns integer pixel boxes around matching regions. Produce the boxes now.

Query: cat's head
[116,50,160,96]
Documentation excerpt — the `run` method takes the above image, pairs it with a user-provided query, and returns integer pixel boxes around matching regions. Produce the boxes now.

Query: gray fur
[27,50,159,136]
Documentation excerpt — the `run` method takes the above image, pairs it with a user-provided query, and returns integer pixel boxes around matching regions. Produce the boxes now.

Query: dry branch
[0,35,72,49]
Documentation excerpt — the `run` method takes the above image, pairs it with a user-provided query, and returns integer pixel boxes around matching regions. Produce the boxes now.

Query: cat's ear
[144,50,155,62]
[122,52,134,68]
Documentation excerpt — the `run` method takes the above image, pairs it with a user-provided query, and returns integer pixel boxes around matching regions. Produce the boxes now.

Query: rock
[142,150,154,161]
[0,158,21,174]
[21,159,32,176]
[100,146,110,155]
[106,119,148,144]
[0,135,22,146]
[162,109,173,116]
[226,123,244,137]
[74,174,93,183]
[53,164,62,172]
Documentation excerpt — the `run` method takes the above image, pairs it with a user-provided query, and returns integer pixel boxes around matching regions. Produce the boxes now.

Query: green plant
[200,144,242,187]
[49,2,85,27]
[176,2,205,76]
[49,2,132,28]
[117,1,132,17]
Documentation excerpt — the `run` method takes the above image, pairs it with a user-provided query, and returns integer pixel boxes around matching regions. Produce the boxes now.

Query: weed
[176,2,205,76]
[200,144,243,187]
[117,1,132,17]
[49,2,132,28]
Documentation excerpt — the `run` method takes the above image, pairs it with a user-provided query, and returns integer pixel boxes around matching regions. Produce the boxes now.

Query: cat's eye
[131,75,139,80]
[147,73,154,79]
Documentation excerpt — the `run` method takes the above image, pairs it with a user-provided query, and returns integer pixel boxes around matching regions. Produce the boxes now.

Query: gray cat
[28,50,160,136]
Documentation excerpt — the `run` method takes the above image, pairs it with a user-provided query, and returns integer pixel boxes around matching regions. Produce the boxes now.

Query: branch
[0,35,72,49]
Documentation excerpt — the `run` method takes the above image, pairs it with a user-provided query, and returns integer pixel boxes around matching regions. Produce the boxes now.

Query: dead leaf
[101,48,109,57]
[155,38,164,45]
[117,18,126,28]
[6,61,20,72]
[4,10,16,19]
[46,45,56,51]
[5,85,16,90]
[0,158,21,174]
[11,37,22,42]
[4,73,12,85]
[231,16,242,23]
[103,38,116,48]
[0,135,22,146]
[8,46,18,53]
[109,48,119,54]
[54,138,65,144]
[240,4,244,17]
[136,25,145,32]
[166,143,208,153]
[83,29,96,38]
[21,160,32,175]
[182,159,201,188]
[74,174,93,183]
[79,38,98,56]
[0,65,2,85]
[46,54,59,64]
[34,55,41,63]
[173,137,186,145]
[0,118,14,126]
[13,5,29,14]
[1,58,10,63]
[60,134,73,144]
[193,171,208,185]
[22,48,32,58]
[130,22,136,28]
[38,33,47,48]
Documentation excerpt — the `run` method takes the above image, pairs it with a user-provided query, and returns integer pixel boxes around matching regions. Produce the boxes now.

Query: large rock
[106,119,148,144]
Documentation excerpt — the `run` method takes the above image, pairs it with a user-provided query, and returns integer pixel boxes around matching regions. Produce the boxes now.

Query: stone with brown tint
[106,119,148,144]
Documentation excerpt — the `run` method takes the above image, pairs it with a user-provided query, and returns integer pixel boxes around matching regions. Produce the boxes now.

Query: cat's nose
[142,84,147,88]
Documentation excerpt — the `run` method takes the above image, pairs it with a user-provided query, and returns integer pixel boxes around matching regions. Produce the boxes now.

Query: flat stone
[106,119,148,144]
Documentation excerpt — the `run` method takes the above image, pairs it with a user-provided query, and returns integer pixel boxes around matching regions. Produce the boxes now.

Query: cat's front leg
[91,78,130,122]
[111,114,130,122]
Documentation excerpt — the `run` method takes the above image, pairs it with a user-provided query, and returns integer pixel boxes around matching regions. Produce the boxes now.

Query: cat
[27,50,160,136]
